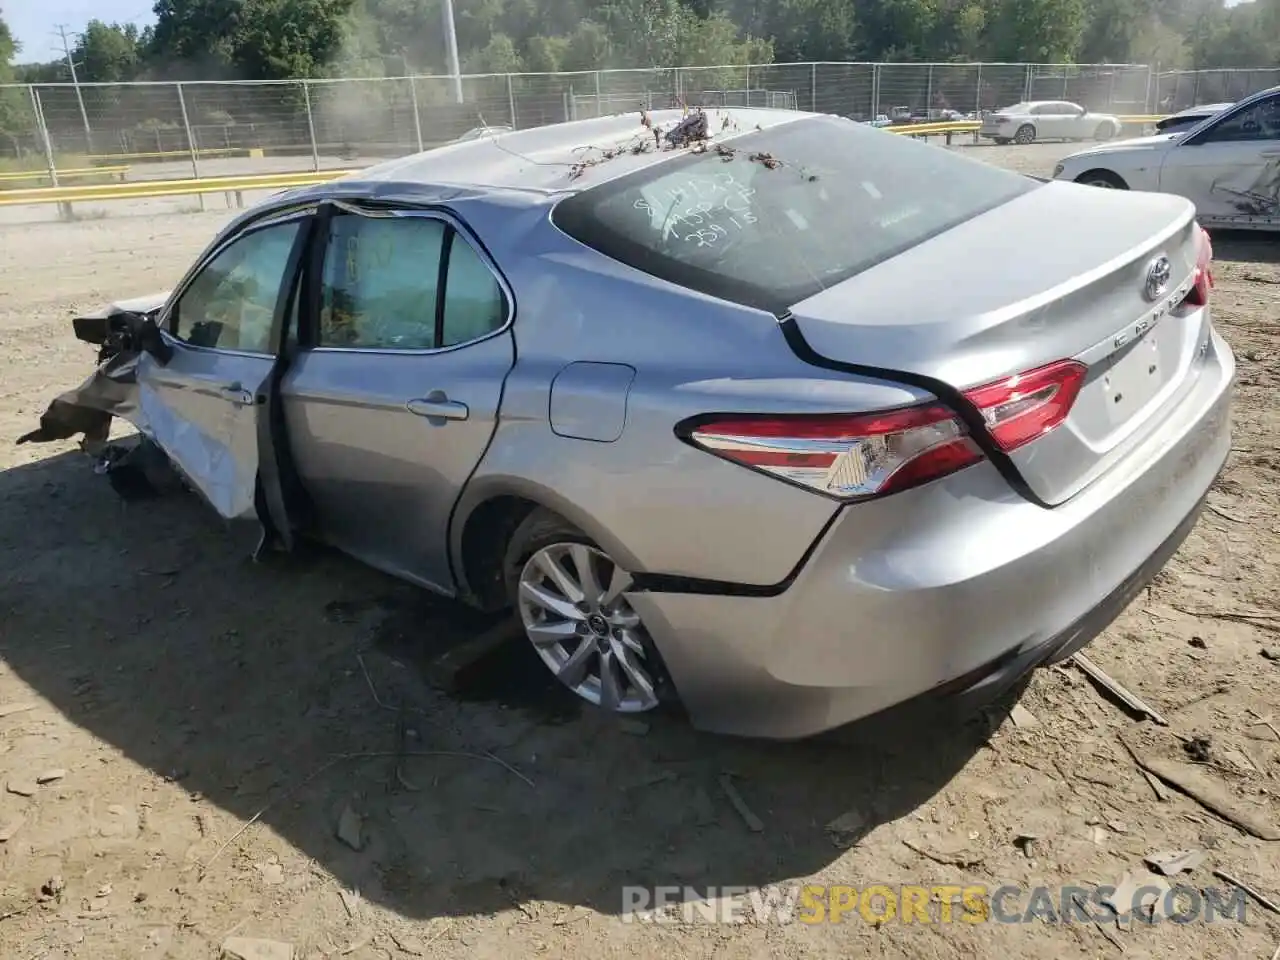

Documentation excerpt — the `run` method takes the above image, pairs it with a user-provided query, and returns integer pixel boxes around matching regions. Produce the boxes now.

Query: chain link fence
[0,61,1262,182]
[1154,68,1280,114]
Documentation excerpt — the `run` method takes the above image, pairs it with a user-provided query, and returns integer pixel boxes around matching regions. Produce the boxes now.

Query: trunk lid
[786,180,1207,505]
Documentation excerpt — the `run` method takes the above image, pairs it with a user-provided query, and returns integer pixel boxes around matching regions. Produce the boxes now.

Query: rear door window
[552,114,1036,314]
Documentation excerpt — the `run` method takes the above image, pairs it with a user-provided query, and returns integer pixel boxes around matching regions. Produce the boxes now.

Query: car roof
[328,107,810,196]
[1170,102,1232,117]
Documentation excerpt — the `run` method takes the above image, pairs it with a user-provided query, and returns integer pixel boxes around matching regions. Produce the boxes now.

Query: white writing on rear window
[634,171,759,248]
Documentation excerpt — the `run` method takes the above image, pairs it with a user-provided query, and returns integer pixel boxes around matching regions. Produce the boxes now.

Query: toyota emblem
[1144,255,1172,302]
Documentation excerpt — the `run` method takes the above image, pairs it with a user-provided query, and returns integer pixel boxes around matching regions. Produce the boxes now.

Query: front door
[281,205,515,593]
[1159,91,1280,228]
[145,214,310,520]
[1033,103,1072,139]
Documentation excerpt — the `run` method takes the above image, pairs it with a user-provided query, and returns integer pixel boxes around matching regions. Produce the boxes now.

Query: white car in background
[1053,85,1280,231]
[980,101,1123,145]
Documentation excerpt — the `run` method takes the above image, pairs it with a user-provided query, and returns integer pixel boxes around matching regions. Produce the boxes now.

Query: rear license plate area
[1092,319,1185,428]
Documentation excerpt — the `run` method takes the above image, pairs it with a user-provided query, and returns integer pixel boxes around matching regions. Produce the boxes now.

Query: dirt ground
[1,143,1278,960]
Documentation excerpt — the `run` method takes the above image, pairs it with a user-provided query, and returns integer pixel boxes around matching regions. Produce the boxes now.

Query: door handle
[406,396,469,421]
[217,384,255,406]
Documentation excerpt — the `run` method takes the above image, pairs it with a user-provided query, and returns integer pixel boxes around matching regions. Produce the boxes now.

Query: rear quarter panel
[453,218,935,586]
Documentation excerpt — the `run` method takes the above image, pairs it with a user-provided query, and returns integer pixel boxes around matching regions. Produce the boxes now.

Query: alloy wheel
[517,542,660,712]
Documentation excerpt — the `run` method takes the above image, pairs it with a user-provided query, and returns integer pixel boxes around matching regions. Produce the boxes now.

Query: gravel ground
[0,141,1278,960]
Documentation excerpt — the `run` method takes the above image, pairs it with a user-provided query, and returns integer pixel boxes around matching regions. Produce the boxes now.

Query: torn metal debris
[664,109,710,148]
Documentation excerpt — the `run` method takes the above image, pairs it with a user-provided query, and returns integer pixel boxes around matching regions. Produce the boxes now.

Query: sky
[3,0,1253,65]
[6,1,155,63]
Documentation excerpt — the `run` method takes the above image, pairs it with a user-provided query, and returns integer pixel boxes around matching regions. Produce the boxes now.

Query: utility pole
[441,0,463,104]
[55,24,94,152]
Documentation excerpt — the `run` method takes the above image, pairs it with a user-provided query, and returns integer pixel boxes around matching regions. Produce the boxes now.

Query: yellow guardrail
[0,164,131,184]
[85,147,250,163]
[889,114,1166,137]
[887,120,980,136]
[0,168,359,208]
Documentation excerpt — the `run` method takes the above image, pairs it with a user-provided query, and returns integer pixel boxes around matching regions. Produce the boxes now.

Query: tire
[1013,124,1036,145]
[1074,169,1128,190]
[993,137,1011,145]
[503,508,675,713]
[1094,122,1117,142]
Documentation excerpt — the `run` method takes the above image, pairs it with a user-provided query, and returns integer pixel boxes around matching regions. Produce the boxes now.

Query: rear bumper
[630,328,1234,739]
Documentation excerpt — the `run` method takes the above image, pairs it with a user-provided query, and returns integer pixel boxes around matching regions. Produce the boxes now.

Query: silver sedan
[23,108,1234,738]
[980,101,1124,144]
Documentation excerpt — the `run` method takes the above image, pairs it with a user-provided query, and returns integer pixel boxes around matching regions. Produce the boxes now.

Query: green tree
[75,20,144,82]
[561,20,613,70]
[149,0,354,79]
[0,8,36,151]
[464,33,525,73]
[985,0,1087,62]
[524,35,569,72]
[232,0,356,78]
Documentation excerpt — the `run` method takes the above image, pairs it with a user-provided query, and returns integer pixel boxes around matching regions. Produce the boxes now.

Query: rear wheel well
[459,495,539,611]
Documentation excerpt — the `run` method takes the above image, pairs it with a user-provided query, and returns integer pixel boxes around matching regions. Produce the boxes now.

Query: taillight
[1180,224,1214,310]
[682,360,1086,500]
[963,359,1086,453]
[682,404,983,501]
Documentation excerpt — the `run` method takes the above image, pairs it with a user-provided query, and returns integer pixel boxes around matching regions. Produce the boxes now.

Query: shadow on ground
[0,448,1004,922]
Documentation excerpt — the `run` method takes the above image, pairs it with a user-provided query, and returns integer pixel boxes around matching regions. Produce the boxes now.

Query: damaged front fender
[17,293,171,451]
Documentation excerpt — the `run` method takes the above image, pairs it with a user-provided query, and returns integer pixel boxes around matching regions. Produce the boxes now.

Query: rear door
[145,211,310,520]
[281,204,515,594]
[1158,91,1280,228]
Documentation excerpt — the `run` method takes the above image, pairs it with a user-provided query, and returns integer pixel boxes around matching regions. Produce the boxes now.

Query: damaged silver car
[22,108,1234,739]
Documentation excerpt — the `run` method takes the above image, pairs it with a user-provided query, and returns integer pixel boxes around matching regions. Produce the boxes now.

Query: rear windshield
[552,114,1036,314]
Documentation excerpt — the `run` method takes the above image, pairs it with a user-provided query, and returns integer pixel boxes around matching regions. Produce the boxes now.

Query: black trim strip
[298,202,333,349]
[435,226,455,349]
[254,213,320,553]
[629,506,842,597]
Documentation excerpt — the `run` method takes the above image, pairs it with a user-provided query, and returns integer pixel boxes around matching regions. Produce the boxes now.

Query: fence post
[810,62,817,112]
[302,81,321,171]
[406,76,424,152]
[30,85,74,220]
[1024,64,1033,102]
[175,82,205,211]
[175,82,199,179]
[594,71,603,117]
[872,63,881,118]
[507,73,517,129]
[29,87,58,188]
[926,63,933,114]
[975,62,982,115]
